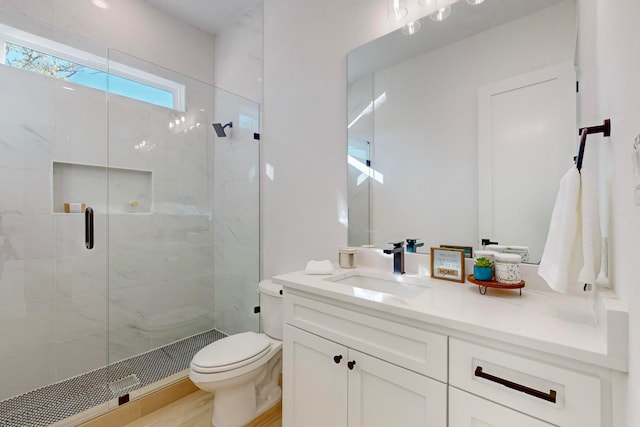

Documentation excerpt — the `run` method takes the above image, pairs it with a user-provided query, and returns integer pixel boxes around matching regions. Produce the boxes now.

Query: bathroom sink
[325,271,428,298]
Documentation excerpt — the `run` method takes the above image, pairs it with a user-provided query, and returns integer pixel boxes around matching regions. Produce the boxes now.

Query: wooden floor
[122,390,282,427]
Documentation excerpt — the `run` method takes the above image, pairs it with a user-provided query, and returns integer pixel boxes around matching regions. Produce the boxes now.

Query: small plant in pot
[474,257,493,281]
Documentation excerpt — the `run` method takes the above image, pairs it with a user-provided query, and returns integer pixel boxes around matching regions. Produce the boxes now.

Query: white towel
[538,164,601,294]
[304,259,335,275]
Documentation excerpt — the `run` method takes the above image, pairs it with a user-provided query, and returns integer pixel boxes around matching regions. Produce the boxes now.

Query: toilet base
[210,380,282,427]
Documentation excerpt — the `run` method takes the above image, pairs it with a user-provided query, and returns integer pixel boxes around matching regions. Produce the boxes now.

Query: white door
[347,349,446,427]
[282,325,348,427]
[478,62,576,263]
[449,387,555,427]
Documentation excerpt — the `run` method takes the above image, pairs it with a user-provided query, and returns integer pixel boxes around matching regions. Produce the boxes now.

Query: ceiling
[145,0,258,35]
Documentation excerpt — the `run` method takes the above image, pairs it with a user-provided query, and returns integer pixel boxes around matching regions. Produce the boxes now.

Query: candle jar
[338,247,357,269]
[494,253,522,284]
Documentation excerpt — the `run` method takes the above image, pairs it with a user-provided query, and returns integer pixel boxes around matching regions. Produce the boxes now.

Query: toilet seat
[191,331,271,374]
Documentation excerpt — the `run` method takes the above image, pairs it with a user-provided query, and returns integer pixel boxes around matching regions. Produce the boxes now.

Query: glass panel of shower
[0,9,260,426]
[0,7,111,423]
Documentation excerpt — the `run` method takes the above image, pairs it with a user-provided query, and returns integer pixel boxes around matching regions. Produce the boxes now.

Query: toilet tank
[258,280,283,340]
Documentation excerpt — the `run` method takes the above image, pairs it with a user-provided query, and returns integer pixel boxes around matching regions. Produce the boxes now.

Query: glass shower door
[0,7,110,417]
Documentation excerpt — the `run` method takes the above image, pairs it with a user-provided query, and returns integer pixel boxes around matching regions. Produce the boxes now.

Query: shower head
[212,121,233,137]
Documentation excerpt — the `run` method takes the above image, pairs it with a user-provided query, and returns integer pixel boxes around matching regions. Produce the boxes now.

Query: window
[1,23,185,111]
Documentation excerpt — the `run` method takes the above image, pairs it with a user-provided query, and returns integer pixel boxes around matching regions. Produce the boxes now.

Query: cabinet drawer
[449,338,601,427]
[285,294,447,382]
[449,387,554,427]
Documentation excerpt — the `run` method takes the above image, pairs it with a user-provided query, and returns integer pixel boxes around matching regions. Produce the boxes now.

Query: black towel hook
[575,119,611,172]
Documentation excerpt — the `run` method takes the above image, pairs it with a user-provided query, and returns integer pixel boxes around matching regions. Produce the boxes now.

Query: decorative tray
[467,274,525,295]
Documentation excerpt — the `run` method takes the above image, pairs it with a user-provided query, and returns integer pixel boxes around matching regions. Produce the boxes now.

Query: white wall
[577,0,640,425]
[262,0,423,278]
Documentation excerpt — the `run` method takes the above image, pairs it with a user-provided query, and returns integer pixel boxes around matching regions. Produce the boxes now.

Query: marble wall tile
[0,168,51,215]
[108,324,152,364]
[109,283,153,326]
[55,253,107,298]
[108,136,155,171]
[22,258,56,304]
[108,251,154,290]
[55,332,107,381]
[54,127,108,167]
[149,244,215,284]
[0,342,56,401]
[0,301,55,351]
[55,294,107,342]
[108,214,154,253]
[0,67,57,130]
[1,215,55,260]
[54,83,107,136]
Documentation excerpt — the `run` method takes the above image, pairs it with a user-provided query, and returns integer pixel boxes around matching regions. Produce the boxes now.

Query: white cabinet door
[449,387,555,427]
[283,325,348,427]
[348,349,447,427]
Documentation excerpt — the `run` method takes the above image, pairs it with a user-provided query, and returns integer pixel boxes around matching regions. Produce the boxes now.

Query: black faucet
[406,239,424,253]
[383,242,405,274]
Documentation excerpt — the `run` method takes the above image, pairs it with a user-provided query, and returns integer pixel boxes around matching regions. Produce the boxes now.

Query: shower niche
[53,162,152,214]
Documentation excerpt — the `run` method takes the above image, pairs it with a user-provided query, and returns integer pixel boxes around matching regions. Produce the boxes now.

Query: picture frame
[430,247,465,283]
[440,244,473,259]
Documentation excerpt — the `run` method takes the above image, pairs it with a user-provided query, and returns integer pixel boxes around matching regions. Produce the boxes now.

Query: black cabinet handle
[333,355,343,364]
[347,360,356,370]
[85,207,94,250]
[474,366,557,403]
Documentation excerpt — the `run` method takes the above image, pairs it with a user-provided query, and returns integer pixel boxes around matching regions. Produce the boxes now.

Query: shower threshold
[0,329,227,427]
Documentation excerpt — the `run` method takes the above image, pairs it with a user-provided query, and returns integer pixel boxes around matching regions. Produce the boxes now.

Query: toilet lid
[191,331,271,374]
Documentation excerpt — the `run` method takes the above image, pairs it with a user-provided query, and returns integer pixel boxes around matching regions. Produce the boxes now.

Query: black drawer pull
[474,366,557,403]
[333,355,343,364]
[347,360,356,370]
[85,207,94,250]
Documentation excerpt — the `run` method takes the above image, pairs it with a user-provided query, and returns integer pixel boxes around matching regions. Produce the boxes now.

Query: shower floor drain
[108,374,141,394]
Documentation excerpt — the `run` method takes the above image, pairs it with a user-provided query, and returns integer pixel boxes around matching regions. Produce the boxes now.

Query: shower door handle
[85,207,94,250]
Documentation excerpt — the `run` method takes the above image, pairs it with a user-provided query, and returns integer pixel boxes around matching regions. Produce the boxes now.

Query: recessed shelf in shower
[52,161,153,214]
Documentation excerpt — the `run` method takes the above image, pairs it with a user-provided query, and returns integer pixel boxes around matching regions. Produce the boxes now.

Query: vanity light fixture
[466,0,484,4]
[430,6,451,21]
[418,0,452,22]
[402,20,421,35]
[387,0,408,22]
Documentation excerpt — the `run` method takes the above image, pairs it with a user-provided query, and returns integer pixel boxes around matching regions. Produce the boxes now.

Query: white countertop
[273,265,627,372]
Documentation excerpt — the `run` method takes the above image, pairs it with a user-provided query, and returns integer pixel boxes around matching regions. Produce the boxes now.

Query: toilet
[189,280,283,427]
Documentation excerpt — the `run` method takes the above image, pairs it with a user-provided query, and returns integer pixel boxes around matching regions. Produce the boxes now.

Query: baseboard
[70,374,197,427]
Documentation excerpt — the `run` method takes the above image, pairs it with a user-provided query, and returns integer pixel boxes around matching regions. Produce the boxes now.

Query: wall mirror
[347,0,577,264]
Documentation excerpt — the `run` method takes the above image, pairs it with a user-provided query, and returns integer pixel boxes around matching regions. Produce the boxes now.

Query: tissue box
[64,202,86,213]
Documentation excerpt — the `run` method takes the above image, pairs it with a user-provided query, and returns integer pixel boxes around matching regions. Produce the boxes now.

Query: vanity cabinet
[279,274,620,427]
[284,325,446,427]
[282,294,447,427]
[449,387,555,427]
[449,338,602,427]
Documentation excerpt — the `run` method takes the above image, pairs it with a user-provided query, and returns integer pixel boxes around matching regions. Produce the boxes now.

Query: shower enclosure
[0,8,260,425]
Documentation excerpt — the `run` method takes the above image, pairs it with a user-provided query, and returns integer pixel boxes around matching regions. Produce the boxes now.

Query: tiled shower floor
[0,329,227,427]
